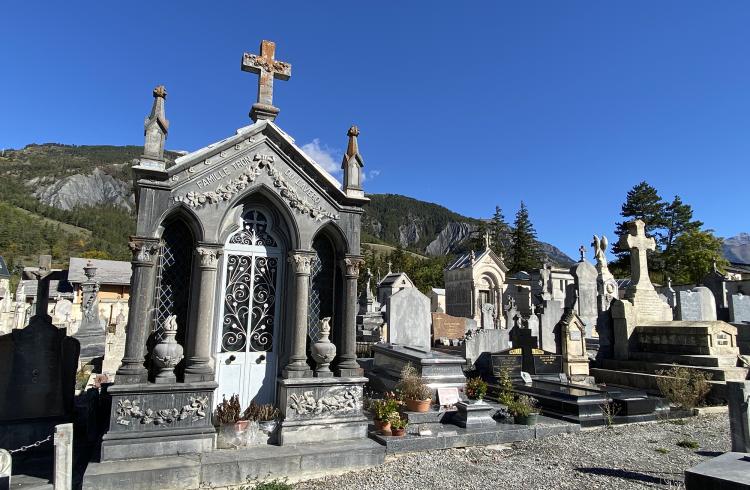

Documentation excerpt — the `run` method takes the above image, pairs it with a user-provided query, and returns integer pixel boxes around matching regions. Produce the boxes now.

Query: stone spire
[140,85,169,170]
[341,125,365,198]
[241,40,292,122]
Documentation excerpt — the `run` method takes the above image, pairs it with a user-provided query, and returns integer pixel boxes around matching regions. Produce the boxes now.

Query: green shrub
[252,479,294,490]
[496,367,515,406]
[465,376,488,400]
[508,395,538,418]
[370,395,400,421]
[676,439,700,449]
[655,448,670,454]
[656,366,712,409]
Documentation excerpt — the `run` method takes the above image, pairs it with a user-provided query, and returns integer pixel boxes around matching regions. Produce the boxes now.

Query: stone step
[628,352,739,367]
[591,368,728,401]
[82,438,385,490]
[601,359,749,381]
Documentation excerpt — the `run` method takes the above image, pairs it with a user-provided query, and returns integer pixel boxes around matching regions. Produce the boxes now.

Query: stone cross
[619,219,656,290]
[578,245,586,262]
[241,40,292,121]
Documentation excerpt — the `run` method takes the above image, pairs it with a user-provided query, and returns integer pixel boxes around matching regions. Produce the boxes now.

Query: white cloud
[362,169,381,182]
[301,139,340,175]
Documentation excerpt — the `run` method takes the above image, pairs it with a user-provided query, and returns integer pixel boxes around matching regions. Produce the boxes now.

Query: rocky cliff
[31,168,133,211]
[724,233,750,265]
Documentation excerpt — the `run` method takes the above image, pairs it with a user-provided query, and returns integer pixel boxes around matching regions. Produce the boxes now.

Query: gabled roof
[446,248,509,273]
[166,119,368,207]
[0,256,9,279]
[17,272,74,300]
[378,271,413,288]
[68,257,132,285]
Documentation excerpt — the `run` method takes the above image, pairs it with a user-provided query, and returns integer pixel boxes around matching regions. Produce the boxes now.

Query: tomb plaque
[530,348,563,375]
[437,387,460,407]
[569,329,582,341]
[491,348,523,378]
[432,313,466,341]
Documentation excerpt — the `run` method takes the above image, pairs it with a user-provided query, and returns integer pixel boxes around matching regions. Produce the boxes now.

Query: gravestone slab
[491,348,523,378]
[53,299,73,325]
[431,312,467,341]
[571,260,598,337]
[677,287,717,321]
[635,321,739,356]
[729,293,750,324]
[464,328,508,369]
[531,349,563,375]
[387,288,431,349]
[481,303,496,329]
[727,381,750,453]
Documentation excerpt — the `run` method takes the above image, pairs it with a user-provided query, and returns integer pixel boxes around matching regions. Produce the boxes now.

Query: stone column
[116,236,160,384]
[54,423,73,490]
[337,255,364,377]
[283,250,314,378]
[185,244,223,382]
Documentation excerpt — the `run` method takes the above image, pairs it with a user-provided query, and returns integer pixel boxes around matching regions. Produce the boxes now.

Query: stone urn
[153,314,184,383]
[311,317,336,377]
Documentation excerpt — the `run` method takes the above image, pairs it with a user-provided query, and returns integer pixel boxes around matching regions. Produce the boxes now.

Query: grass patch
[668,419,687,426]
[676,439,700,449]
[655,448,670,454]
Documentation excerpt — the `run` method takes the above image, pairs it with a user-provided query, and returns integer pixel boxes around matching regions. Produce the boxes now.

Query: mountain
[723,233,750,265]
[0,144,574,267]
[362,194,575,266]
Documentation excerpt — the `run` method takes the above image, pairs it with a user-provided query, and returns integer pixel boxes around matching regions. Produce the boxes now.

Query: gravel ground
[294,414,730,490]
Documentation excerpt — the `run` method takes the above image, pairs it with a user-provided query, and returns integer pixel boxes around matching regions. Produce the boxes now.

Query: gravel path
[294,414,729,490]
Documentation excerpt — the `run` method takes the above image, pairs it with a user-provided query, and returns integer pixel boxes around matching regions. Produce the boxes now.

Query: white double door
[215,247,282,408]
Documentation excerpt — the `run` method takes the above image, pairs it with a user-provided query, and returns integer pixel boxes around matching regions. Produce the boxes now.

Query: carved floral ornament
[196,246,223,268]
[287,252,313,275]
[173,152,339,222]
[289,388,358,416]
[115,395,208,426]
[128,238,160,264]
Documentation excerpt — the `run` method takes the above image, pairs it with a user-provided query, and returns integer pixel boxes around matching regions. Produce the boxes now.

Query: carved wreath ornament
[115,396,208,426]
[174,153,339,221]
[289,389,358,416]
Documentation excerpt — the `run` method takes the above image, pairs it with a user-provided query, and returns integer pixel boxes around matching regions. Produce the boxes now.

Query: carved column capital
[287,250,315,276]
[342,255,365,279]
[128,236,161,266]
[195,245,223,269]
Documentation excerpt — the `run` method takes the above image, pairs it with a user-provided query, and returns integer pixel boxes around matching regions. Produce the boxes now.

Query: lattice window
[308,236,335,341]
[153,221,193,343]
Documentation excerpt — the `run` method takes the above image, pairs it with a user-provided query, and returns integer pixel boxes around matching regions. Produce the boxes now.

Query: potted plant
[396,364,432,412]
[388,412,408,437]
[215,394,246,448]
[465,376,488,403]
[370,394,400,434]
[509,395,539,426]
[243,401,281,445]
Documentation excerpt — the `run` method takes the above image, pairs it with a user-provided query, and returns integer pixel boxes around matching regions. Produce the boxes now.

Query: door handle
[227,355,236,364]
[256,354,266,364]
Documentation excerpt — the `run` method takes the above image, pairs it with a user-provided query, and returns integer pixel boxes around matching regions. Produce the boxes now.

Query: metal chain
[8,434,52,454]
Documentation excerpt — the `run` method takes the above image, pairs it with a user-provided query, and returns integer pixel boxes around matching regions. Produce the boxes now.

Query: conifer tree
[509,201,542,273]
[489,205,512,260]
[613,181,666,258]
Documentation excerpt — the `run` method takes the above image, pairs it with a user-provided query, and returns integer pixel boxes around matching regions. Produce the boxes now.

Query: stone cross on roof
[242,40,292,122]
[619,219,656,291]
[579,245,586,262]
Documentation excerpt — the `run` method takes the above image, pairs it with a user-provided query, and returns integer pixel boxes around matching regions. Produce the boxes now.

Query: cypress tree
[509,201,542,273]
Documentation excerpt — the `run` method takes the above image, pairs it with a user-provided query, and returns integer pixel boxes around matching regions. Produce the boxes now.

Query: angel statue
[591,235,609,269]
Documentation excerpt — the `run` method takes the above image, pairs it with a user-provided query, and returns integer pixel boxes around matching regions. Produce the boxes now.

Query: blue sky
[1,1,748,258]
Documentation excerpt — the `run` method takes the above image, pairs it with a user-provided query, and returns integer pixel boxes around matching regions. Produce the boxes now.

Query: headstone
[431,312,467,342]
[437,387,460,407]
[386,287,431,349]
[726,381,750,453]
[529,348,563,375]
[53,298,73,325]
[570,257,598,337]
[537,298,564,354]
[102,307,127,375]
[491,347,523,378]
[0,449,9,490]
[53,423,73,490]
[730,293,750,324]
[677,287,718,321]
[560,310,590,379]
[635,321,739,356]
[481,303,496,329]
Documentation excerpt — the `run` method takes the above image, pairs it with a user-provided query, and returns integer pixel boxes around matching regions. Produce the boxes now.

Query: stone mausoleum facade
[102,40,370,460]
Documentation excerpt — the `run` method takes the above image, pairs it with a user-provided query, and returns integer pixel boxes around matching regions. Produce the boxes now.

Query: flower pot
[374,419,391,434]
[405,399,431,412]
[255,420,278,445]
[514,413,538,426]
[391,427,406,437]
[217,421,249,449]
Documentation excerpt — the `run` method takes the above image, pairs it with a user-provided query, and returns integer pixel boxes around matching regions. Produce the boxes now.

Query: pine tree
[614,181,666,257]
[489,205,511,260]
[509,201,542,273]
[662,195,702,253]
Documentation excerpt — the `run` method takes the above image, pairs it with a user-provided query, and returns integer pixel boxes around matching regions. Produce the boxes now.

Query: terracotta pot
[374,419,391,434]
[391,427,406,437]
[405,399,431,412]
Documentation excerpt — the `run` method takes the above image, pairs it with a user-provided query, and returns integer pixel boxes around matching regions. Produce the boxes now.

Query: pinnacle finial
[346,125,360,158]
